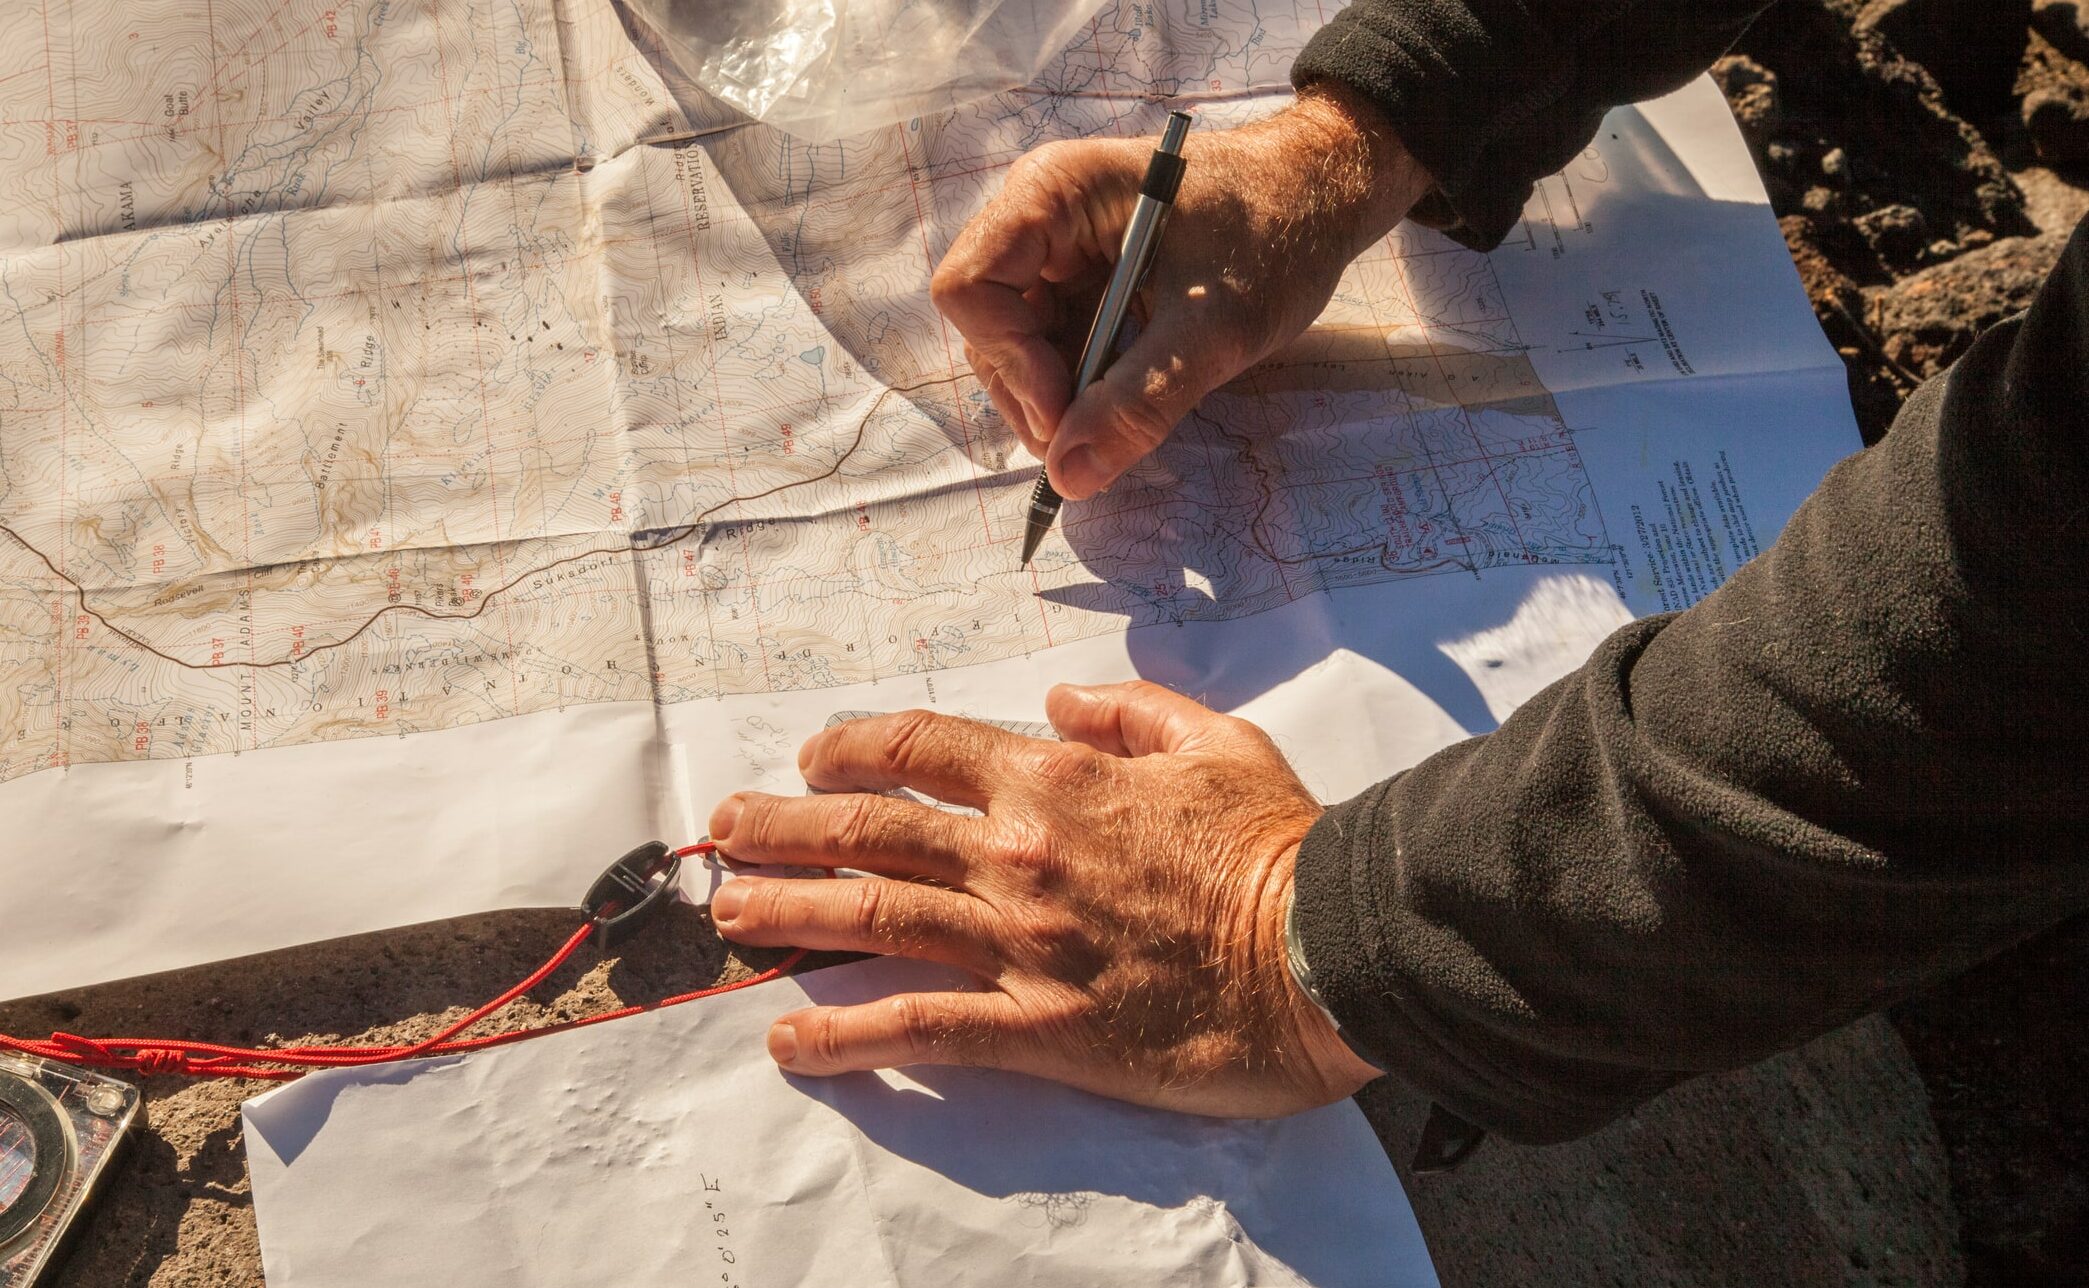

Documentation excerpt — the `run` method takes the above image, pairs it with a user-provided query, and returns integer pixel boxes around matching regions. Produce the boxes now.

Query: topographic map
[0,0,1861,992]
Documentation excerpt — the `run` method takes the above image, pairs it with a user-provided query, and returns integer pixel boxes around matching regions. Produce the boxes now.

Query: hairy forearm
[1265,81,1435,258]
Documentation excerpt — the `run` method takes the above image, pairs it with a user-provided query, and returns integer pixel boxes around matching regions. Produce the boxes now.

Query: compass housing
[0,1059,137,1288]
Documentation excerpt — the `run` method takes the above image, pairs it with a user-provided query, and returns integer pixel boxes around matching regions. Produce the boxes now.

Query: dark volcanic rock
[1734,0,2035,280]
[2021,30,2089,172]
[2026,86,2089,167]
[2033,0,2089,66]
[1713,55,1803,204]
[1854,200,1931,263]
[1869,231,2067,375]
[1857,0,2034,120]
[1711,53,1784,139]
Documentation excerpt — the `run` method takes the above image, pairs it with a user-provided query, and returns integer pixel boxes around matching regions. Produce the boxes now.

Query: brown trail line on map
[0,375,964,674]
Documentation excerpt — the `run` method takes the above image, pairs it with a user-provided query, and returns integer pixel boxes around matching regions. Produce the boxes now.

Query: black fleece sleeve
[1294,214,2089,1144]
[1292,0,1774,248]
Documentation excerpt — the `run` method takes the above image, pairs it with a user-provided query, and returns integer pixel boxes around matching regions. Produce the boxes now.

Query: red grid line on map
[632,108,811,689]
[38,0,68,771]
[424,0,522,713]
[195,0,315,100]
[660,109,774,691]
[893,125,1005,569]
[204,0,269,753]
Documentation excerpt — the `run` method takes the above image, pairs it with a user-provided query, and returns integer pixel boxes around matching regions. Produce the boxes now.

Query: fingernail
[709,795,743,842]
[1058,445,1102,498]
[767,1020,799,1067]
[710,880,747,925]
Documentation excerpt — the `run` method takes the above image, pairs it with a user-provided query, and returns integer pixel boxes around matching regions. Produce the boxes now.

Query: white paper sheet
[243,956,1439,1287]
[0,0,1861,999]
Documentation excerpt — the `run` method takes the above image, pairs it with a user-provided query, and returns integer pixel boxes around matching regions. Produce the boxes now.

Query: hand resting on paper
[706,681,1381,1117]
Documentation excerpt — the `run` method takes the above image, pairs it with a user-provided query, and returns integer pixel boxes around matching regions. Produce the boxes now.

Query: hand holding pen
[1016,111,1191,565]
[929,86,1435,562]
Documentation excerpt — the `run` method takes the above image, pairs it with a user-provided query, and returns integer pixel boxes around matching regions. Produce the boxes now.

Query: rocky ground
[1716,0,2089,441]
[1715,1,2089,1280]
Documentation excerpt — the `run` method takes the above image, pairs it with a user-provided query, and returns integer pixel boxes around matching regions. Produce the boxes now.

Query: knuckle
[1005,145,1066,191]
[1028,741,1100,788]
[737,879,786,928]
[879,708,942,777]
[1137,360,1195,421]
[928,259,967,309]
[848,878,891,942]
[1111,379,1185,448]
[737,797,780,852]
[893,994,992,1066]
[1226,714,1283,756]
[989,816,1058,876]
[1018,911,1104,981]
[889,993,944,1058]
[800,1010,849,1069]
[1010,145,1116,229]
[826,794,884,855]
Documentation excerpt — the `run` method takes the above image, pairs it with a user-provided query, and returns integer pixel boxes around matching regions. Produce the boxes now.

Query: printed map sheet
[0,0,1861,997]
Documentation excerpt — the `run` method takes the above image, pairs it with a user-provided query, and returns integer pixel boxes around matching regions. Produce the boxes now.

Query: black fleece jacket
[1289,1,2089,1143]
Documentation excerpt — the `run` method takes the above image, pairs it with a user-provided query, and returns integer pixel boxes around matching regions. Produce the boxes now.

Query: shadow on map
[788,960,1411,1283]
[1024,311,1613,737]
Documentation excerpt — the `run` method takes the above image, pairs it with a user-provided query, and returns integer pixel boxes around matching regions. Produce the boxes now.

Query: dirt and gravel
[1718,0,2089,443]
[4,2,2084,1284]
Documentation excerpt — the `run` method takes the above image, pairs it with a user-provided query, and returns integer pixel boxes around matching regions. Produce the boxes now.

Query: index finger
[798,709,1039,808]
[931,165,1106,438]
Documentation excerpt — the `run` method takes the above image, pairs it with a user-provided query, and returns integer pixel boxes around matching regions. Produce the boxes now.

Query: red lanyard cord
[0,843,806,1081]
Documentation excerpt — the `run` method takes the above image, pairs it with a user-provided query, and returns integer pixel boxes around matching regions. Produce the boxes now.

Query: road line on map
[0,376,967,673]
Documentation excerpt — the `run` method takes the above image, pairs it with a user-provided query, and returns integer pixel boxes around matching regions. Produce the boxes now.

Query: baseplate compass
[0,1058,137,1287]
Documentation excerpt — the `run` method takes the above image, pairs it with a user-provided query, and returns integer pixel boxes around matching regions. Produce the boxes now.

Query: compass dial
[0,1104,36,1216]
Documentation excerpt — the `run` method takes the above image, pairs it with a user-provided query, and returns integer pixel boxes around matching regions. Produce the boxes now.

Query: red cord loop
[47,1032,118,1066]
[2,841,806,1084]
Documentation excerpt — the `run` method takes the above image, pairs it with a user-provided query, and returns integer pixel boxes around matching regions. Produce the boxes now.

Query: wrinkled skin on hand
[707,681,1382,1118]
[930,84,1431,500]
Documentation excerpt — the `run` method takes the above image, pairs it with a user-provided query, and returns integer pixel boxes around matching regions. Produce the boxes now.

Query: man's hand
[705,681,1381,1118]
[931,84,1430,501]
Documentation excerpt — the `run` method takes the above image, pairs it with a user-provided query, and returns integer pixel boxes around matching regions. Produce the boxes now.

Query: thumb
[1045,315,1237,500]
[1046,680,1245,758]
